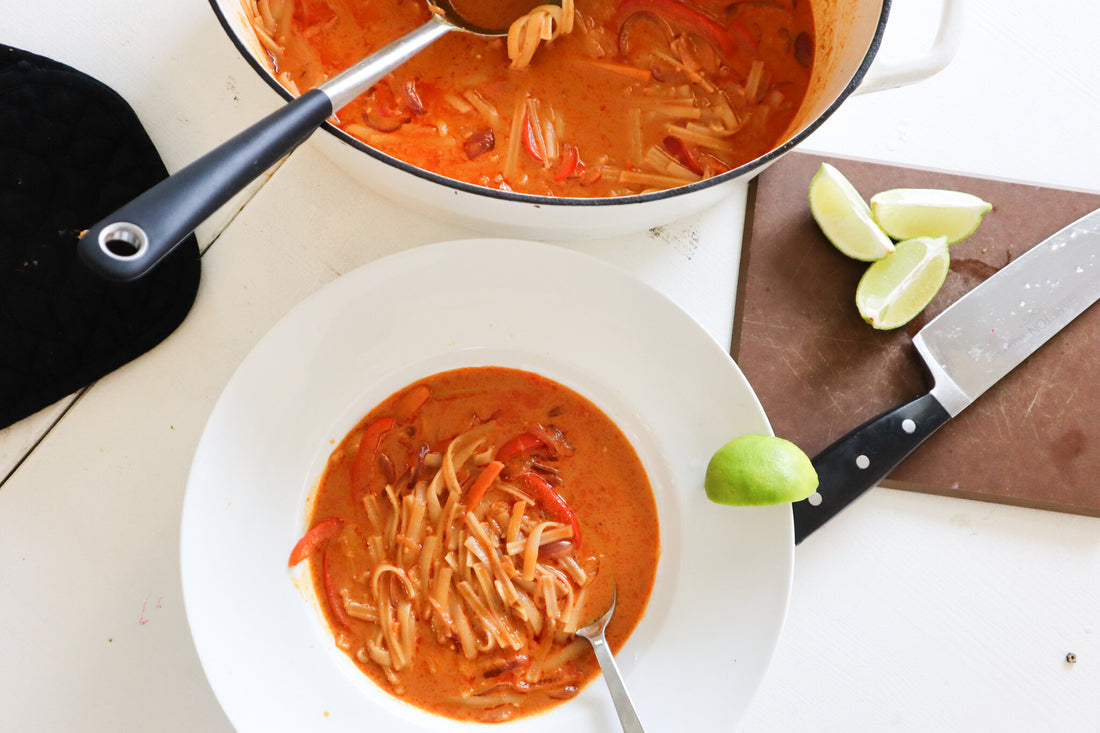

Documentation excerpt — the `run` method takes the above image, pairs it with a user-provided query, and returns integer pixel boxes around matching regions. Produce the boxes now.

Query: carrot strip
[579,58,653,81]
[464,460,505,515]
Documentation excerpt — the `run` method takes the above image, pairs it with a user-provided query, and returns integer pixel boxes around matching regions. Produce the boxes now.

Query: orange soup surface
[291,367,660,723]
[251,0,814,196]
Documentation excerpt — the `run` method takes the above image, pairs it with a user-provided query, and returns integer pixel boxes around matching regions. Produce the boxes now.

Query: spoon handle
[588,635,646,733]
[77,18,452,282]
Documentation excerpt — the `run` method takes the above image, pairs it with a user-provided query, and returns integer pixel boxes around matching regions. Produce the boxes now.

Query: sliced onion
[618,11,676,66]
[403,79,425,116]
[363,84,412,132]
[537,540,574,560]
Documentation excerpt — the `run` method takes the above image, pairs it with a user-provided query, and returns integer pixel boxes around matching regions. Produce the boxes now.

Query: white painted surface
[1,0,1097,730]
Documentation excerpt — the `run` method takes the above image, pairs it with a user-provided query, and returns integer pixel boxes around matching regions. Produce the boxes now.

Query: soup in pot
[245,0,814,196]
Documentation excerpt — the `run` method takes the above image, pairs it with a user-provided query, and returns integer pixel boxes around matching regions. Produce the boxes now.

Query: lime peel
[809,163,896,261]
[705,435,819,507]
[871,188,993,244]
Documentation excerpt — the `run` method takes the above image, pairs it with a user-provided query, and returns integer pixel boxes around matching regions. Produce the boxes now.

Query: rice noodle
[256,0,276,31]
[462,89,501,126]
[314,423,599,700]
[745,59,767,102]
[507,0,576,70]
[618,167,700,187]
[664,123,736,151]
[503,94,528,180]
[652,48,716,93]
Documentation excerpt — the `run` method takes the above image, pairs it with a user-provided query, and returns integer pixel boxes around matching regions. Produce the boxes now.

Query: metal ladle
[576,589,647,733]
[77,0,541,282]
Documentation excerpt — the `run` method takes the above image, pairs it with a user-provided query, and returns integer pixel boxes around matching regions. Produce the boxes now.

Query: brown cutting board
[731,152,1100,516]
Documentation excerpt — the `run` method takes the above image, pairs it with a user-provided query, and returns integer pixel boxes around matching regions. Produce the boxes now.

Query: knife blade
[793,207,1100,544]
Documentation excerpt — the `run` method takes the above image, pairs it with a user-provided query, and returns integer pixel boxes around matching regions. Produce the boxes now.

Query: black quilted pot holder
[0,45,200,429]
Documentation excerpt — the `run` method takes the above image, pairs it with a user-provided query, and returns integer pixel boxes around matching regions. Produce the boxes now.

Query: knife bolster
[913,335,971,417]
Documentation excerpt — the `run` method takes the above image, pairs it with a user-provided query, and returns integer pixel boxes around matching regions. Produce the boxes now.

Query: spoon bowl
[576,589,647,733]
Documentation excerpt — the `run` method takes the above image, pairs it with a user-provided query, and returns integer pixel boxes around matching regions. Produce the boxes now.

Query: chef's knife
[793,207,1100,544]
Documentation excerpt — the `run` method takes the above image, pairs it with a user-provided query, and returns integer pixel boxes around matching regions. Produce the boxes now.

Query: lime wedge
[808,163,896,261]
[855,235,950,329]
[871,188,992,244]
[705,435,818,506]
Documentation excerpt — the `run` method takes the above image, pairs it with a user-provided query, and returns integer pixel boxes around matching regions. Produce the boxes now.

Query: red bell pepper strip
[349,416,395,492]
[287,517,345,567]
[464,460,505,515]
[520,472,582,547]
[497,433,545,462]
[522,111,544,162]
[663,135,704,175]
[322,546,353,630]
[616,0,756,56]
[554,144,580,181]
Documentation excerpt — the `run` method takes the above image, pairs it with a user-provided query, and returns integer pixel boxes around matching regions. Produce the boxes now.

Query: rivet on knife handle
[792,393,951,544]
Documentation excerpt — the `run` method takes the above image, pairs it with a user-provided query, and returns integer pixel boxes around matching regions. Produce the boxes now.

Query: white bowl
[181,239,794,732]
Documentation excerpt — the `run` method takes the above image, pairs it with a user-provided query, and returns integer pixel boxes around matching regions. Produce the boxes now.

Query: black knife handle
[793,392,952,544]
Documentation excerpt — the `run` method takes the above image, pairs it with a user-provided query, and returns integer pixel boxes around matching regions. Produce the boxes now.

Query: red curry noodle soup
[246,0,814,197]
[288,367,660,723]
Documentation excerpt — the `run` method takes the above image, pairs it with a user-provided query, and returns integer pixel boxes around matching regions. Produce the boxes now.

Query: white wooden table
[1,1,1098,731]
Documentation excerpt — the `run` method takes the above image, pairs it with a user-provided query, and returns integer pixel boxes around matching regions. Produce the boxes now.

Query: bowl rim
[180,237,794,732]
[205,0,891,207]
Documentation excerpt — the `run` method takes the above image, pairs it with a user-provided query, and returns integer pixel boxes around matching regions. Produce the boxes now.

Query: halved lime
[808,162,896,261]
[705,434,819,506]
[855,235,950,330]
[871,188,992,244]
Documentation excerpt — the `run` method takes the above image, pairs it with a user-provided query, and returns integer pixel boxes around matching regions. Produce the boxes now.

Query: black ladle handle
[78,88,333,281]
[78,18,454,282]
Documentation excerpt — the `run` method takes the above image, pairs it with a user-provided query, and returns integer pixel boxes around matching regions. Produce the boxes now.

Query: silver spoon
[576,589,647,733]
[77,0,546,282]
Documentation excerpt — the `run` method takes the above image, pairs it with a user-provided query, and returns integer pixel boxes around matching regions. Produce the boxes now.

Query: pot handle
[855,0,964,95]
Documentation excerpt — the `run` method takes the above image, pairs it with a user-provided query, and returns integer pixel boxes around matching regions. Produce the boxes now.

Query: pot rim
[207,0,891,207]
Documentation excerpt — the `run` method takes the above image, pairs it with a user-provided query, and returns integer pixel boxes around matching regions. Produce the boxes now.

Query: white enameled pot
[208,0,963,239]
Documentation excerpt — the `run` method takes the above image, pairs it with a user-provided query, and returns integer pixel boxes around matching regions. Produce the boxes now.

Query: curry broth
[256,0,814,196]
[304,367,660,722]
